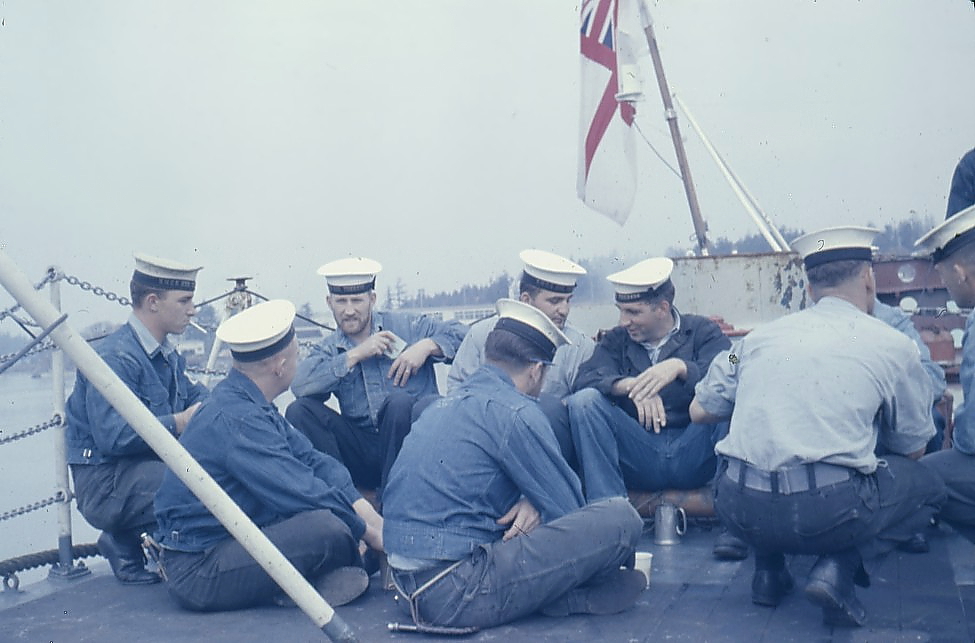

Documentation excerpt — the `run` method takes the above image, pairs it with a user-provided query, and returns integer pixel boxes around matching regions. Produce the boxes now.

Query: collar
[226,368,276,409]
[128,314,175,359]
[641,307,681,351]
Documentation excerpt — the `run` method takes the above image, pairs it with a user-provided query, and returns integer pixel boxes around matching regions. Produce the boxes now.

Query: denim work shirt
[872,299,945,402]
[573,310,730,428]
[66,316,208,465]
[291,310,468,432]
[154,369,365,553]
[446,315,595,399]
[383,364,585,565]
[952,310,975,455]
[697,297,934,473]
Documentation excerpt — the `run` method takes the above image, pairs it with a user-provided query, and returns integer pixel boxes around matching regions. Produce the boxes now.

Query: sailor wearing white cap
[565,256,731,498]
[287,257,468,493]
[691,226,944,626]
[383,299,644,633]
[155,300,383,612]
[916,205,975,547]
[66,252,208,586]
[447,249,596,465]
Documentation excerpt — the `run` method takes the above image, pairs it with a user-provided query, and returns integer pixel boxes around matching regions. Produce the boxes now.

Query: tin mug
[654,503,687,545]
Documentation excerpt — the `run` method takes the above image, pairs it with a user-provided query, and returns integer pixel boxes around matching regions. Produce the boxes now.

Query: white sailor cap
[494,298,570,364]
[791,226,879,270]
[316,257,382,295]
[132,252,202,292]
[216,299,297,363]
[519,249,586,294]
[914,204,975,263]
[607,257,674,303]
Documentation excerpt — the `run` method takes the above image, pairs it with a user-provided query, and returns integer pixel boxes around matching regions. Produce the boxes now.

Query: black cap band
[495,317,557,363]
[230,326,296,363]
[614,279,671,303]
[132,270,196,292]
[933,227,975,263]
[521,271,576,294]
[327,279,376,295]
[802,248,873,271]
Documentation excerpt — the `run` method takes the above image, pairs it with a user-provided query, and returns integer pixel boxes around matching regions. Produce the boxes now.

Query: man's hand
[346,330,399,368]
[173,402,202,435]
[634,394,667,433]
[629,358,687,403]
[353,498,384,552]
[388,338,440,387]
[497,498,541,541]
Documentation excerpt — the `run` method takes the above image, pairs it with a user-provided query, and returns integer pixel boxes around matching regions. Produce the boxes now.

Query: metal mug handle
[675,506,687,536]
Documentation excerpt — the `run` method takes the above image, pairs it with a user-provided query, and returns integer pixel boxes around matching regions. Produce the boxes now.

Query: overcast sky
[1,1,974,326]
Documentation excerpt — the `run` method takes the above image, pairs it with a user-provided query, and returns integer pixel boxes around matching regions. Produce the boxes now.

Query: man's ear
[519,292,532,305]
[953,262,970,284]
[146,293,160,312]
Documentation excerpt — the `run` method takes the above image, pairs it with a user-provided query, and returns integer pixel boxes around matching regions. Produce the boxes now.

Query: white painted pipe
[0,250,356,642]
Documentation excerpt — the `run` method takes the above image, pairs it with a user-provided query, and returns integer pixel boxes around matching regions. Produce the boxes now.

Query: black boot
[97,532,161,585]
[804,552,866,627]
[751,553,794,607]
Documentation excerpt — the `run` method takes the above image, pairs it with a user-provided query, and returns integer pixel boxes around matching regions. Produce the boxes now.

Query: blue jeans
[162,509,359,611]
[566,388,724,500]
[716,455,945,576]
[392,497,642,630]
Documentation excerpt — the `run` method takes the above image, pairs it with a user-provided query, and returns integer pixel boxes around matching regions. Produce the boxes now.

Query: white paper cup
[634,551,653,588]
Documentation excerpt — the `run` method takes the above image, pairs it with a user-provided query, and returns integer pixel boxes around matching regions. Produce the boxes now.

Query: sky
[1,0,974,326]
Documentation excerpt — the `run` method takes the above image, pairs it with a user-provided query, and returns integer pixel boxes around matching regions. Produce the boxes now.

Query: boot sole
[805,580,866,627]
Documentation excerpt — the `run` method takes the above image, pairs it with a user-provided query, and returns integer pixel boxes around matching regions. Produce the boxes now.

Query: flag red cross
[580,0,636,180]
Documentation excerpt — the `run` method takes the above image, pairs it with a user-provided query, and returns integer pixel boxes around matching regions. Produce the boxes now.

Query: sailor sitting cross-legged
[154,300,383,612]
[383,299,645,633]
[447,249,595,467]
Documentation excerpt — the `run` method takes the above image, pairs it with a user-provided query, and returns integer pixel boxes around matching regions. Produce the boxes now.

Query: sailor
[916,205,975,544]
[947,147,975,218]
[286,257,468,493]
[690,226,945,627]
[446,249,595,465]
[383,299,645,632]
[564,257,731,497]
[65,253,209,585]
[154,300,383,611]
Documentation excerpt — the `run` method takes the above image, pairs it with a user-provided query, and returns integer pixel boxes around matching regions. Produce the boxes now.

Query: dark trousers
[922,448,975,543]
[392,497,642,630]
[72,459,163,548]
[286,391,436,491]
[537,393,576,470]
[715,455,946,576]
[162,509,359,612]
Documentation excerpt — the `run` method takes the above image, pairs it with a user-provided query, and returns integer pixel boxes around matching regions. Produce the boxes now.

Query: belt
[724,458,854,495]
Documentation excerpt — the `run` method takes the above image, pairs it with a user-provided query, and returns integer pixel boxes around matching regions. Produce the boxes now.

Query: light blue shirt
[291,310,467,432]
[446,316,595,399]
[695,297,934,474]
[953,310,975,455]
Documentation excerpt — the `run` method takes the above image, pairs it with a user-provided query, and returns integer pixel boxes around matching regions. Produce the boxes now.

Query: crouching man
[382,299,645,633]
[154,300,383,611]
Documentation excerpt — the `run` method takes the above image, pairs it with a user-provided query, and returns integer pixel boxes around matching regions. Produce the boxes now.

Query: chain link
[0,338,56,365]
[0,414,63,447]
[0,492,66,523]
[60,272,131,307]
[0,271,57,323]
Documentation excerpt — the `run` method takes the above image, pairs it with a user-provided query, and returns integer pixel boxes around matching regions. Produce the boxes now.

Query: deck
[4,517,973,642]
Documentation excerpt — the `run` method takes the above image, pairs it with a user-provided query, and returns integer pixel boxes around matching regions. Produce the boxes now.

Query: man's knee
[566,387,605,412]
[589,497,643,545]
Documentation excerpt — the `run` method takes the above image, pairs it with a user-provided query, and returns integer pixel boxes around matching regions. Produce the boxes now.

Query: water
[0,371,98,585]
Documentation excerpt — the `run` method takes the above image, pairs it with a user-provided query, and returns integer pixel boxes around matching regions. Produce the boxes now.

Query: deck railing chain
[0,491,66,523]
[0,413,63,446]
[0,270,58,323]
[58,271,131,307]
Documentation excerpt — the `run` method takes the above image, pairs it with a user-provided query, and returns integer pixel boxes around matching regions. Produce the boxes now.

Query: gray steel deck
[4,518,973,642]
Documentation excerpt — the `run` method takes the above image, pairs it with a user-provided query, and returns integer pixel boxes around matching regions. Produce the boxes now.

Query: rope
[1,543,101,591]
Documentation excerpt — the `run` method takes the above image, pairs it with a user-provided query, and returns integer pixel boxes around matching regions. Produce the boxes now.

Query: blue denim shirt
[383,364,585,565]
[953,310,975,455]
[66,316,208,465]
[154,369,365,553]
[291,310,468,432]
[872,299,946,401]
